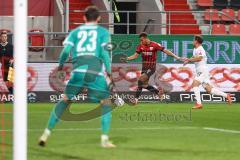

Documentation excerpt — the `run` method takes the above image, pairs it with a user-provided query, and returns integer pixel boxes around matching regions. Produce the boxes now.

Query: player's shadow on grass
[112,136,130,143]
[132,147,187,153]
[84,136,129,144]
[28,145,92,160]
[5,143,89,160]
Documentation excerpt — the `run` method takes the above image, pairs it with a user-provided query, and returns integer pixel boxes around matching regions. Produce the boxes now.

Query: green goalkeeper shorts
[64,72,110,102]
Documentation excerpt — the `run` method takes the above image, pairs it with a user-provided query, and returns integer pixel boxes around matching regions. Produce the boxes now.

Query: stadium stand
[164,0,201,34]
[192,0,240,35]
[229,24,240,35]
[68,0,93,30]
[197,0,213,7]
[204,9,221,21]
[212,24,227,34]
[221,9,235,22]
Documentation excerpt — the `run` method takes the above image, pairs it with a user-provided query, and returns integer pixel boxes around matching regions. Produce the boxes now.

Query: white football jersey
[193,45,208,74]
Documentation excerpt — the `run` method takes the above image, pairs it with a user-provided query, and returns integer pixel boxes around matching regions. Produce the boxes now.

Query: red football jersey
[136,41,165,70]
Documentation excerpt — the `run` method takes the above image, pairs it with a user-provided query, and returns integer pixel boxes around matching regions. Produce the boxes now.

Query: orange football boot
[192,103,203,109]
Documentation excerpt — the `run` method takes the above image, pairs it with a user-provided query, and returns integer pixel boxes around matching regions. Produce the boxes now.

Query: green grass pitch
[1,103,240,160]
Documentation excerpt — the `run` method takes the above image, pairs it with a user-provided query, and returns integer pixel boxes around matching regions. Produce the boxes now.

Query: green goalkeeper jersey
[59,23,111,74]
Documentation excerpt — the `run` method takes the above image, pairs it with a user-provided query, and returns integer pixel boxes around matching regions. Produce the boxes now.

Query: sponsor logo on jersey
[142,52,153,55]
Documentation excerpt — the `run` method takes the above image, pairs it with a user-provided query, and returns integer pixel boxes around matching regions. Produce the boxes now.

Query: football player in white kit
[183,35,232,109]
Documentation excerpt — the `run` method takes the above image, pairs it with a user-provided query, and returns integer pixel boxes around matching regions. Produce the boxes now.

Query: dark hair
[194,35,203,44]
[0,32,7,36]
[139,32,148,38]
[84,6,100,21]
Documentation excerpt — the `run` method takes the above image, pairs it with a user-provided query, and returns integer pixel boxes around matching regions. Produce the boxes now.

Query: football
[114,96,125,107]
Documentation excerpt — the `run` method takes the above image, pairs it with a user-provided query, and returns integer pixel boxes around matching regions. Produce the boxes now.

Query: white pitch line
[3,127,240,134]
[0,126,198,132]
[203,127,240,134]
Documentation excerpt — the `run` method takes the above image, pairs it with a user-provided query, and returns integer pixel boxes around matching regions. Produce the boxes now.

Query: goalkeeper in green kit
[38,6,116,148]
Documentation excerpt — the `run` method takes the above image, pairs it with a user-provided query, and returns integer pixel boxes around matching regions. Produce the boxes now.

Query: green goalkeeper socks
[101,105,112,135]
[47,100,69,130]
[47,101,112,135]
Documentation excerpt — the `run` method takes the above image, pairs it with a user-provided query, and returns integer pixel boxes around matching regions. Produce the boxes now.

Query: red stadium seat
[229,24,240,35]
[212,24,226,35]
[197,0,213,7]
[204,9,220,21]
[221,9,235,21]
[29,29,45,52]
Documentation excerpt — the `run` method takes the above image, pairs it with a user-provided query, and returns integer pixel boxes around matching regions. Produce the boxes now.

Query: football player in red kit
[126,32,182,104]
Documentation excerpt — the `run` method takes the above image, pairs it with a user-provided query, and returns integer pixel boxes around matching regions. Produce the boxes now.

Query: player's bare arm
[183,55,203,65]
[187,55,203,62]
[163,49,181,60]
[127,52,139,60]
